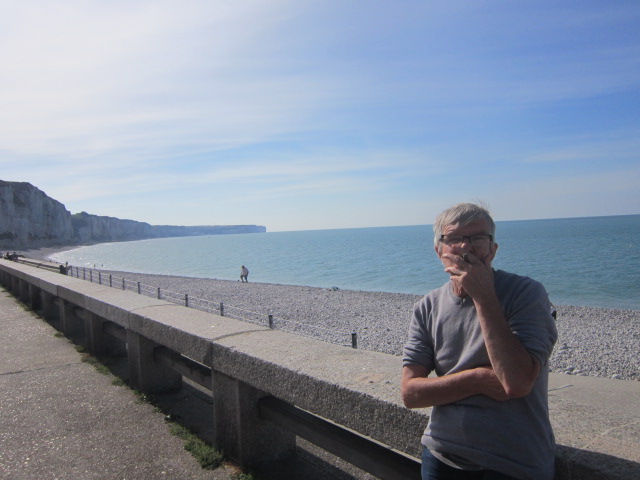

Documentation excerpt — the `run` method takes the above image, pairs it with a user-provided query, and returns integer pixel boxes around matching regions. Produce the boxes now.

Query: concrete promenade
[0,288,234,480]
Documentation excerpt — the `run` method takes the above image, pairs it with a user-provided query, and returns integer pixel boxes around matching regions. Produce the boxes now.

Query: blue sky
[1,1,638,232]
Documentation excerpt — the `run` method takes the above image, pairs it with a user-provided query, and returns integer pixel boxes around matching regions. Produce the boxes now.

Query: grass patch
[111,377,126,386]
[234,473,256,480]
[133,390,153,405]
[76,349,127,382]
[54,331,64,338]
[79,353,111,375]
[167,421,224,470]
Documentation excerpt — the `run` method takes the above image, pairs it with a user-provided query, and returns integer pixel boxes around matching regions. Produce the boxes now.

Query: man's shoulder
[494,269,548,300]
[414,282,451,308]
[428,281,452,297]
[495,268,538,283]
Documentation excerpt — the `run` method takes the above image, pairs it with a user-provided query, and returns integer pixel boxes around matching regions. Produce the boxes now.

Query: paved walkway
[0,288,235,480]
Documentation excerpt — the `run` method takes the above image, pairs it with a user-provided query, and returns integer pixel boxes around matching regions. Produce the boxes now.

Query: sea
[49,215,640,311]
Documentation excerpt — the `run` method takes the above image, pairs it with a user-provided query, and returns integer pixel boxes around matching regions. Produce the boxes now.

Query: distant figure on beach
[240,265,249,283]
[401,202,557,479]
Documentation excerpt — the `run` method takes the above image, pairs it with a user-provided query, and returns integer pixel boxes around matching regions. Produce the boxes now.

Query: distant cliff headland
[0,180,266,249]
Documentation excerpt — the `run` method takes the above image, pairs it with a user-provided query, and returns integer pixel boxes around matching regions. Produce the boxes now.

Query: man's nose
[459,236,473,248]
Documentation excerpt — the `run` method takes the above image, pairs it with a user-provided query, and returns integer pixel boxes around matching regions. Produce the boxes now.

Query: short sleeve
[402,297,435,371]
[501,276,558,368]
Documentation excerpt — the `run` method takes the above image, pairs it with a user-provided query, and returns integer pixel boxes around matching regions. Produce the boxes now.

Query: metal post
[122,278,125,290]
[351,332,357,349]
[220,302,224,317]
[109,275,112,287]
[268,314,273,328]
[137,282,141,294]
[185,294,189,307]
[99,272,102,284]
[90,270,93,282]
[157,287,161,299]
[83,268,86,280]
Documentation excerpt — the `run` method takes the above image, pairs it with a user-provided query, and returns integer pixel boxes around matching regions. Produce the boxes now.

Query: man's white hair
[433,202,496,248]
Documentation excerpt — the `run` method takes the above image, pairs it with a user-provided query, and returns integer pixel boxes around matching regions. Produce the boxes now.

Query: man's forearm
[402,370,479,408]
[474,297,540,398]
[401,367,509,408]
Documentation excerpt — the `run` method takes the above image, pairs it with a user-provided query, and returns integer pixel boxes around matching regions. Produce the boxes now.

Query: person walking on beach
[240,265,249,283]
[401,202,557,480]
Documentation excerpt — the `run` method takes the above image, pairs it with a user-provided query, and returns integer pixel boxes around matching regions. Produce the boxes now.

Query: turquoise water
[50,215,640,310]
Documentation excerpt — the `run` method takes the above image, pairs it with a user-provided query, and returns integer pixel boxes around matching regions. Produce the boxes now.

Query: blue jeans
[421,448,518,480]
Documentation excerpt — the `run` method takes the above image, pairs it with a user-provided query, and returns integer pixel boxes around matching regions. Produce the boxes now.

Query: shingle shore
[94,270,639,382]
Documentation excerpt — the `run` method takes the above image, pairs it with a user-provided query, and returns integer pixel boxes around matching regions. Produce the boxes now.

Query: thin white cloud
[0,1,326,155]
[485,166,640,221]
[523,132,640,164]
[0,1,638,231]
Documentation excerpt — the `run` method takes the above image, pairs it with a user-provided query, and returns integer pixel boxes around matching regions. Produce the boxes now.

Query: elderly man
[402,203,557,480]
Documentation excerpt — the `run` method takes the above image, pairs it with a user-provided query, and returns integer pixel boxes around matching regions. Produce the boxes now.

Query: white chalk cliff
[0,180,265,249]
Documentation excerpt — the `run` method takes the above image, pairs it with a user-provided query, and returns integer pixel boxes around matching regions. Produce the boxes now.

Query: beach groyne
[1,258,638,479]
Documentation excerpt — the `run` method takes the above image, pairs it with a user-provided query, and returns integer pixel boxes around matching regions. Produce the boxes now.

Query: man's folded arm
[401,363,510,408]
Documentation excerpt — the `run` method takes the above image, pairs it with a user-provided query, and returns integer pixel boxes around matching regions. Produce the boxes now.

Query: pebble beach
[16,247,640,382]
[86,269,640,382]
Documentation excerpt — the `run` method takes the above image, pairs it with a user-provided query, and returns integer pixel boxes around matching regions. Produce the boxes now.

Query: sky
[1,1,638,232]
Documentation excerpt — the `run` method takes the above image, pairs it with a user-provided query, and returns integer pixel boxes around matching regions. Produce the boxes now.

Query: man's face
[435,219,498,267]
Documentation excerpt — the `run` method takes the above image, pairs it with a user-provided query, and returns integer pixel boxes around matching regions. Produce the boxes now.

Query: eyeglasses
[439,234,493,247]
